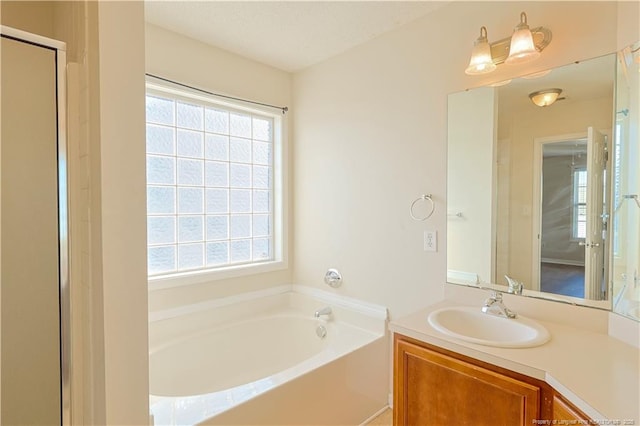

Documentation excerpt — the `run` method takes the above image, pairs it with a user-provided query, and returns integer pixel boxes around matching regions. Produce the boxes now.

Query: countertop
[389,300,640,423]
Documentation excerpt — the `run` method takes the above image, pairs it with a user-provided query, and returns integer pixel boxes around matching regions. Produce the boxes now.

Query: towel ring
[410,194,435,221]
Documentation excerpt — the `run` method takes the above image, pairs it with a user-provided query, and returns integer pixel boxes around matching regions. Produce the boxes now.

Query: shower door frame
[0,25,70,426]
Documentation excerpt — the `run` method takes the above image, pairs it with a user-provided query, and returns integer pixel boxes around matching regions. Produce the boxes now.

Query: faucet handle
[482,290,517,318]
[483,290,501,306]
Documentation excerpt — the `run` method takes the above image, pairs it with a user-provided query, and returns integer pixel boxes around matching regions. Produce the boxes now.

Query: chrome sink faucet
[505,275,524,295]
[314,306,332,318]
[482,291,517,319]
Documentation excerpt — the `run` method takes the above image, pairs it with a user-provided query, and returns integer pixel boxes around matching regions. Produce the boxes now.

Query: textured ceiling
[144,1,445,72]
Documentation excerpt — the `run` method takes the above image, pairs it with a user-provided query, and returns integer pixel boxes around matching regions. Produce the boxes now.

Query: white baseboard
[541,258,585,267]
[360,405,390,425]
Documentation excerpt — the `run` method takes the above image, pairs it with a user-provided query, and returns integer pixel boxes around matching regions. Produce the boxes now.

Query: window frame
[571,166,587,241]
[145,81,287,289]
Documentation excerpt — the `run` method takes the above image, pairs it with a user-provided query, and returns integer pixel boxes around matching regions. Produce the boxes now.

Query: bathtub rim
[149,284,388,323]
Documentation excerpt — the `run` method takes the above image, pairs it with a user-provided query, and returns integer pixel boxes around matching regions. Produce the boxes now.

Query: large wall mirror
[447,41,639,320]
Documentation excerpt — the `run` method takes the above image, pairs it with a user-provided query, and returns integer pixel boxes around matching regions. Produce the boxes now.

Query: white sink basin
[427,306,550,348]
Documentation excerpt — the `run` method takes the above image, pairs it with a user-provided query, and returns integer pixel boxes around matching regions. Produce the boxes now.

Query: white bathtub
[149,286,389,425]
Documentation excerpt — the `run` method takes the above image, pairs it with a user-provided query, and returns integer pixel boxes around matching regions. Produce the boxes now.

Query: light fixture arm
[479,26,488,40]
[517,12,528,28]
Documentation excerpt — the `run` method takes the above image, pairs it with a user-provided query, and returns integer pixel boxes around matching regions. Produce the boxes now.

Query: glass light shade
[505,13,540,65]
[465,27,496,75]
[529,89,562,107]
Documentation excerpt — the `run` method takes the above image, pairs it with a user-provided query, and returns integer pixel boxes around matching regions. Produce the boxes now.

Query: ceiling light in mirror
[529,88,562,107]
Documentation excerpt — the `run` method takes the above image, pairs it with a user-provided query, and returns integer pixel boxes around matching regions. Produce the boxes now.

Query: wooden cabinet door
[394,337,541,426]
[553,394,591,422]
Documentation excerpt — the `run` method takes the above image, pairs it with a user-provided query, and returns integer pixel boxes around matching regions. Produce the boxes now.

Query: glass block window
[146,91,275,276]
[572,168,587,240]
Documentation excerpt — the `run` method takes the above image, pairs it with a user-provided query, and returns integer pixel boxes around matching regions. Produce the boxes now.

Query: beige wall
[447,88,496,284]
[94,2,149,424]
[145,24,293,313]
[292,1,625,319]
[617,1,640,49]
[0,1,54,38]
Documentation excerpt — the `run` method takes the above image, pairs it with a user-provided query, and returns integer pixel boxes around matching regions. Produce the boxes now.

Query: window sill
[148,260,287,291]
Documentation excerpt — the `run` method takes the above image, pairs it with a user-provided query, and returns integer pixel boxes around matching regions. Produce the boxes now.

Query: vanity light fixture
[504,12,540,64]
[529,88,563,107]
[464,12,552,75]
[465,26,497,75]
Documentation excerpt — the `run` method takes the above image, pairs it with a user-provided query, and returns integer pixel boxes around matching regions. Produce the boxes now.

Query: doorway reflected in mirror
[540,263,585,298]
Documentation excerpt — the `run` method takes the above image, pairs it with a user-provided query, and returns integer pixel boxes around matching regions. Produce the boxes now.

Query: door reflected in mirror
[532,132,607,300]
[447,52,616,308]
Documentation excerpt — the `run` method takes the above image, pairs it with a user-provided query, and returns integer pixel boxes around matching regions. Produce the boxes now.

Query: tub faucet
[314,306,332,318]
[481,291,517,319]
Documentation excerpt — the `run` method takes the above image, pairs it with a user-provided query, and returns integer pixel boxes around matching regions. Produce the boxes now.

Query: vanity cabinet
[394,335,545,425]
[394,334,605,426]
[394,334,596,425]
